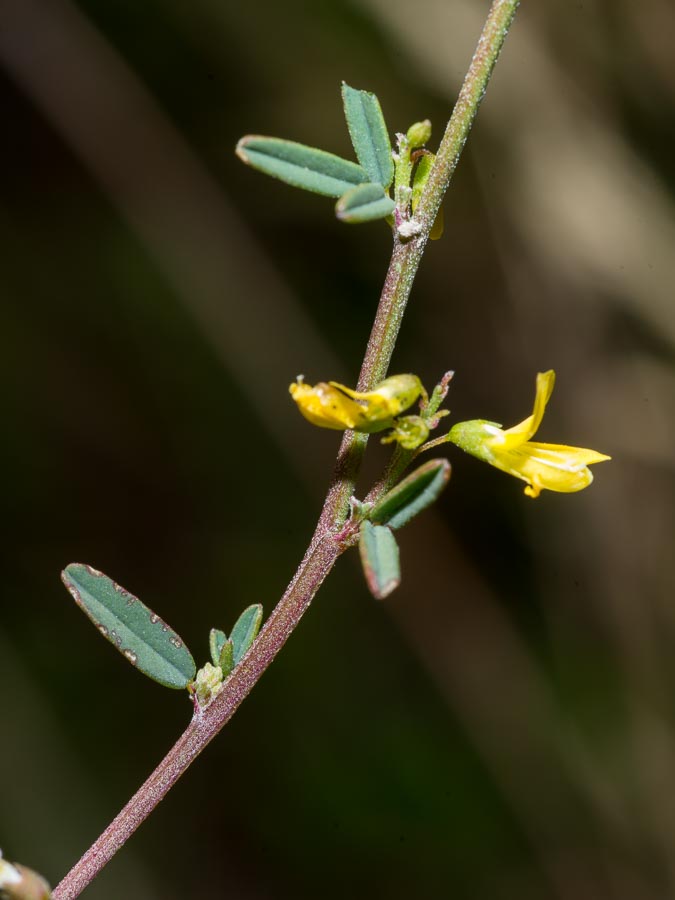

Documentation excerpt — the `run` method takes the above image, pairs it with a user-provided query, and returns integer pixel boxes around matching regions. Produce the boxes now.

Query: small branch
[52,535,343,900]
[52,2,520,896]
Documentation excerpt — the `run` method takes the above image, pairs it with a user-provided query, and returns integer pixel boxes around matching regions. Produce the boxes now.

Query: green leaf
[341,83,394,188]
[236,136,368,197]
[359,521,401,600]
[218,639,235,677]
[370,459,451,530]
[209,628,227,667]
[336,183,395,223]
[61,564,196,690]
[230,604,263,664]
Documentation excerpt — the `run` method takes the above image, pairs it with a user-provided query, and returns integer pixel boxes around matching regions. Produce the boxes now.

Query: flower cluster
[290,369,610,498]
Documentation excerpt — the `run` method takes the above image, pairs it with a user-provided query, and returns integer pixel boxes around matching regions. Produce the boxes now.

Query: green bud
[406,119,432,149]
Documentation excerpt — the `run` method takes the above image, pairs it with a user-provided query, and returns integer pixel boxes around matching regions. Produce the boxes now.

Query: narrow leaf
[236,136,368,197]
[219,639,235,677]
[359,521,401,600]
[209,628,227,667]
[370,459,451,530]
[341,83,394,188]
[61,563,196,690]
[336,183,395,223]
[230,604,263,664]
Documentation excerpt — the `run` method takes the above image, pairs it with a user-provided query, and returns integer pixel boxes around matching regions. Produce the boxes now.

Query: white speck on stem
[397,219,423,239]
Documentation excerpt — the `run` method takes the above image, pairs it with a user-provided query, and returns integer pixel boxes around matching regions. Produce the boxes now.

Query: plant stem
[415,0,521,234]
[52,2,519,896]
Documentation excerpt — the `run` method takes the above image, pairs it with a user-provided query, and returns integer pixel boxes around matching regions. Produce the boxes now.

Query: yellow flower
[447,370,610,498]
[289,374,424,433]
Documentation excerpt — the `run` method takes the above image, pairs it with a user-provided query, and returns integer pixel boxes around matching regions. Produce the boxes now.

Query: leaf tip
[60,562,93,598]
[335,199,351,221]
[235,135,255,164]
[364,568,401,601]
[437,457,452,482]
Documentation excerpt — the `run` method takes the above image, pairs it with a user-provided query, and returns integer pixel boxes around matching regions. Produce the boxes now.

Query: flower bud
[406,119,432,148]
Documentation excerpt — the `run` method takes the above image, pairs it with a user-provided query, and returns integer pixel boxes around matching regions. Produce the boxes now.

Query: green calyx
[446,420,501,462]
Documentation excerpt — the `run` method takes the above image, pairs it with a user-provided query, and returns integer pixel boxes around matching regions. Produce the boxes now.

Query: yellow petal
[327,381,391,422]
[526,442,612,467]
[289,381,372,430]
[490,440,611,498]
[500,370,555,448]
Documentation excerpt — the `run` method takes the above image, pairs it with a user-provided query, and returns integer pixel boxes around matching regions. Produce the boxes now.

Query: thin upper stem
[52,2,520,896]
[415,0,520,234]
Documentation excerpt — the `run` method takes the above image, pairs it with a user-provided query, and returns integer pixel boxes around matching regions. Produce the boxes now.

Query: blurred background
[1,0,674,897]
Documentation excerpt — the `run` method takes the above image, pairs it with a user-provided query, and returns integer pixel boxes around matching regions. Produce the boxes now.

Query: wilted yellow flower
[289,374,423,433]
[447,370,610,498]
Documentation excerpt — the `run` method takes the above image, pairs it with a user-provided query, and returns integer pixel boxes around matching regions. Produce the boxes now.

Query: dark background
[1,1,674,898]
